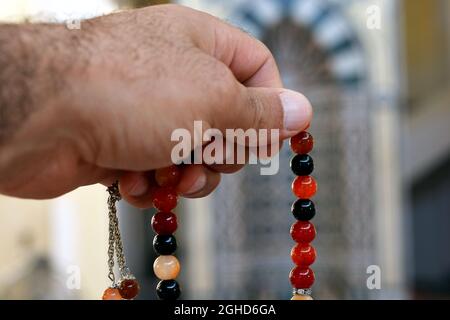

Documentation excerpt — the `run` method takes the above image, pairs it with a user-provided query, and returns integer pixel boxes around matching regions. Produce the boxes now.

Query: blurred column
[49,185,110,299]
[349,0,407,298]
[182,197,215,299]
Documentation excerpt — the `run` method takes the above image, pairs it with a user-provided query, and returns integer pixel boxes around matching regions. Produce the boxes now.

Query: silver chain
[106,181,131,286]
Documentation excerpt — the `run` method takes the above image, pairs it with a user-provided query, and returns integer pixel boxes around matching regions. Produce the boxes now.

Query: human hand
[0,4,312,204]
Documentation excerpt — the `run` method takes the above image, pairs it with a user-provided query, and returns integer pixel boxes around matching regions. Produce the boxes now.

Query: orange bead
[155,166,182,187]
[291,243,316,266]
[291,294,313,300]
[290,131,313,154]
[152,187,178,212]
[102,288,123,300]
[292,176,317,198]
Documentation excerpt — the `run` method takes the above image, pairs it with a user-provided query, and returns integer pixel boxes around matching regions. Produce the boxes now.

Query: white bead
[153,255,180,280]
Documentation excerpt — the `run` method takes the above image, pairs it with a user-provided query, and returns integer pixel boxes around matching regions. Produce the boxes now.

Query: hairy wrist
[0,23,92,145]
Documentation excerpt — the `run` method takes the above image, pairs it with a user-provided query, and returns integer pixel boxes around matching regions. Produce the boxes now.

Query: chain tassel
[102,182,140,300]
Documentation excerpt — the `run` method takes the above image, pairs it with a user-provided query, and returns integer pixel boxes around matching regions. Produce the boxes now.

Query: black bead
[156,280,181,300]
[291,199,316,221]
[290,154,314,176]
[153,234,177,255]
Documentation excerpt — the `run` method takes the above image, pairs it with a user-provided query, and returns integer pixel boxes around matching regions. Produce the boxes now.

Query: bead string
[103,131,318,301]
[289,130,317,300]
[150,165,182,300]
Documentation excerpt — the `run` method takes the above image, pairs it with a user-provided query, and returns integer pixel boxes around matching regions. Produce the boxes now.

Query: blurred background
[0,0,449,300]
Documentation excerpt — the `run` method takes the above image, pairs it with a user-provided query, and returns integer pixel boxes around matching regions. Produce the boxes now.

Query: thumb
[234,87,312,140]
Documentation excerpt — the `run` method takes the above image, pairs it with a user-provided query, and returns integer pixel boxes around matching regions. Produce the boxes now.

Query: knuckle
[246,92,267,129]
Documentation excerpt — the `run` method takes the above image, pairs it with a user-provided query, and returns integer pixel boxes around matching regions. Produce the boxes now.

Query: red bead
[152,187,178,211]
[152,211,178,235]
[291,221,316,243]
[290,131,313,154]
[289,266,315,289]
[291,243,316,266]
[118,278,140,300]
[155,165,182,187]
[292,176,317,198]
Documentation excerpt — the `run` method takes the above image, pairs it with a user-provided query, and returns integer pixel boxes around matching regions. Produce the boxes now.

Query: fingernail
[280,90,312,133]
[128,175,149,197]
[184,172,207,195]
